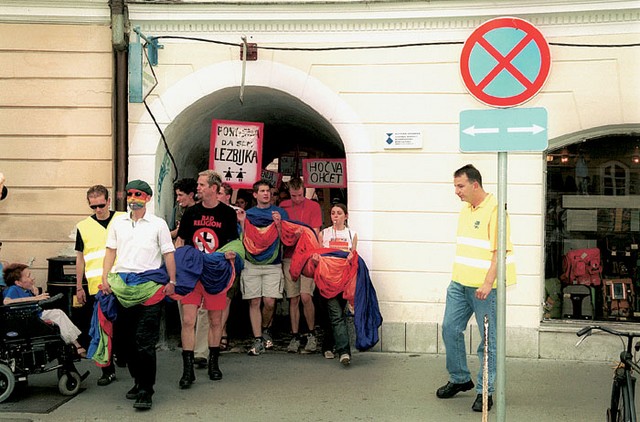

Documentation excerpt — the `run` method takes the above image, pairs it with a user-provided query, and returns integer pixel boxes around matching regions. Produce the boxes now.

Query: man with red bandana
[101,179,176,411]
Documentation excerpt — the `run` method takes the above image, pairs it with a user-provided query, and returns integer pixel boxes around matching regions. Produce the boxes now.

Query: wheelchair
[0,293,89,403]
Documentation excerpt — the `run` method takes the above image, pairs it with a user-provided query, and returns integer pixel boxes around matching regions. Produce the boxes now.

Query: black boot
[179,350,195,389]
[208,347,222,381]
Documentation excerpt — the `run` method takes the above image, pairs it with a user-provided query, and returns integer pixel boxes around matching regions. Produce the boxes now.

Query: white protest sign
[209,119,263,189]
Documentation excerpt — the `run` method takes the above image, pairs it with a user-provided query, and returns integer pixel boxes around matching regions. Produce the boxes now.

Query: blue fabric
[97,290,119,320]
[315,250,382,351]
[245,205,289,227]
[86,291,119,360]
[173,244,245,296]
[86,301,100,360]
[119,268,169,287]
[354,256,383,351]
[201,252,244,295]
[173,246,202,296]
[442,281,497,394]
[245,205,289,265]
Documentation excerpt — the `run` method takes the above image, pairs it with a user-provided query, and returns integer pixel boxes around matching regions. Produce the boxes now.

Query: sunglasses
[89,203,107,210]
[127,191,145,197]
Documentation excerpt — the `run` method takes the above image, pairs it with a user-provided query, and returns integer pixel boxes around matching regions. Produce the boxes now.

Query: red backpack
[560,248,602,286]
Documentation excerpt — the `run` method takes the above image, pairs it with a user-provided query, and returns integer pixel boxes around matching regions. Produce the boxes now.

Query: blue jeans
[326,296,350,356]
[442,281,496,394]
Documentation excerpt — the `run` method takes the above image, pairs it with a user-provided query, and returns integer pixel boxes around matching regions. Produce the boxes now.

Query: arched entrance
[155,85,345,221]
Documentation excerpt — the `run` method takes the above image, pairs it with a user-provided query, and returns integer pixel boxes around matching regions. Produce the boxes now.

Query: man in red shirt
[279,178,323,353]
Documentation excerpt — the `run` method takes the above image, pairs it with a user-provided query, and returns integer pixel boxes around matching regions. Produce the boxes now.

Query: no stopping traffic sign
[460,17,551,108]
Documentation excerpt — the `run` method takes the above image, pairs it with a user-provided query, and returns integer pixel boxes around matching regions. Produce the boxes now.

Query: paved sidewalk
[0,348,621,422]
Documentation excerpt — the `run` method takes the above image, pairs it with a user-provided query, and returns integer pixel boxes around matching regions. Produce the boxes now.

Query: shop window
[544,135,640,323]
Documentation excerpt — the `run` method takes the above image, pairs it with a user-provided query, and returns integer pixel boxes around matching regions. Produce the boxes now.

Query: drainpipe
[109,0,128,211]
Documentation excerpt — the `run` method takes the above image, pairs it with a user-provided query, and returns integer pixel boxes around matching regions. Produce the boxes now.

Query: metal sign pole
[496,151,508,421]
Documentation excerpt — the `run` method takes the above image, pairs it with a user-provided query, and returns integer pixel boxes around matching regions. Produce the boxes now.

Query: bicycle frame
[577,326,640,422]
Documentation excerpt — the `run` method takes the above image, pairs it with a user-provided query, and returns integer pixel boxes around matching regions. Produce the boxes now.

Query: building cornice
[127,1,639,39]
[0,0,637,38]
[0,0,110,25]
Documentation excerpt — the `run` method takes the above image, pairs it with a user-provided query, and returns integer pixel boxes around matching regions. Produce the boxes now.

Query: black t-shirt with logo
[177,202,238,253]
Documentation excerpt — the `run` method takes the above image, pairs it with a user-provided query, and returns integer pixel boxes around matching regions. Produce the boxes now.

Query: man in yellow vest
[436,164,516,412]
[75,185,125,386]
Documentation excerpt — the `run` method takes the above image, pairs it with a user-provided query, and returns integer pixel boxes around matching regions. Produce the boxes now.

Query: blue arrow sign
[459,107,548,152]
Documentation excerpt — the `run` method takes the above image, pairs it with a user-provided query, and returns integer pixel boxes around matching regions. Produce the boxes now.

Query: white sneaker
[339,353,350,366]
[303,334,317,353]
[287,337,301,353]
[248,338,265,356]
[323,350,335,359]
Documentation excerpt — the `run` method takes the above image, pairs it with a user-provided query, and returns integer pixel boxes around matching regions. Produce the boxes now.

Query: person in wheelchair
[2,263,86,357]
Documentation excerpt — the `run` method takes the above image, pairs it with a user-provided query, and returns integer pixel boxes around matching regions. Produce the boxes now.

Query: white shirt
[106,211,175,273]
[321,226,355,250]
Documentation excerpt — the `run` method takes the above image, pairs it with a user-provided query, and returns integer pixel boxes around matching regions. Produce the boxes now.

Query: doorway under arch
[155,85,346,222]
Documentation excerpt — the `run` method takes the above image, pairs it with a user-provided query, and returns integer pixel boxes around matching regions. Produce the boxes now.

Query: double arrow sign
[463,124,545,136]
[459,107,548,152]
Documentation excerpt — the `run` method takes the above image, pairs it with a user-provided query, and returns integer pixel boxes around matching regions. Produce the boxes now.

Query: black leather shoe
[194,357,207,369]
[209,368,222,381]
[97,372,116,386]
[133,391,153,410]
[436,380,475,398]
[472,394,493,412]
[126,384,139,400]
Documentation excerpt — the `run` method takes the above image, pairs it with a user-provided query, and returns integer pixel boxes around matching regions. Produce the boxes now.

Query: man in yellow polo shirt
[436,164,516,413]
[75,185,125,386]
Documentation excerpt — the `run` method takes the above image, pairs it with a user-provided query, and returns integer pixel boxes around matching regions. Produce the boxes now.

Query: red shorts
[181,281,226,311]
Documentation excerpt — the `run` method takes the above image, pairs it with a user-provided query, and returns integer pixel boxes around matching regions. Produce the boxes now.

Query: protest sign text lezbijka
[209,119,263,189]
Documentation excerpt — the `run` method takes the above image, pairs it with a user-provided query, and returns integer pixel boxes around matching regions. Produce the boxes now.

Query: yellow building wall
[0,23,113,285]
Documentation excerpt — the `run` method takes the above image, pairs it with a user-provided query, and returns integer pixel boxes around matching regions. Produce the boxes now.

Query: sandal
[220,336,228,351]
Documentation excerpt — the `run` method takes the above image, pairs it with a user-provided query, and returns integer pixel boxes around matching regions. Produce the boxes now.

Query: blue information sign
[459,107,548,152]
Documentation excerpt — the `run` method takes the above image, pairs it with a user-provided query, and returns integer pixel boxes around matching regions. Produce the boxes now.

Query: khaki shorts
[241,261,283,300]
[282,259,315,298]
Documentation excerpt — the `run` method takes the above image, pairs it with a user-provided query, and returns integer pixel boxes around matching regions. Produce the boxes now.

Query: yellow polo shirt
[452,193,516,288]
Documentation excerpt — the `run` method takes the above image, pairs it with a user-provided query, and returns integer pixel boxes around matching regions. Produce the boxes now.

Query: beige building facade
[0,0,639,360]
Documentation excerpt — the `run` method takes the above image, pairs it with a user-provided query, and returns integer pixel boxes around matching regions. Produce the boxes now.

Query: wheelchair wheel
[0,364,16,403]
[58,371,81,396]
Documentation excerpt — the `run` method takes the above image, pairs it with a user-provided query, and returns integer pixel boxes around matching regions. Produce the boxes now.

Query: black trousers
[120,301,162,395]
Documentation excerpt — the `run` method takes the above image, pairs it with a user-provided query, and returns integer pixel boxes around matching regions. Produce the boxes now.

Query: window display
[545,134,640,322]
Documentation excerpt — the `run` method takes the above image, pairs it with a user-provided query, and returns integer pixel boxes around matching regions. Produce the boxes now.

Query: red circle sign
[460,17,551,108]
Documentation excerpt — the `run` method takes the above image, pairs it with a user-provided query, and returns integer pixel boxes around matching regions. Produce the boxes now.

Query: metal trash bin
[46,256,91,346]
[46,256,81,318]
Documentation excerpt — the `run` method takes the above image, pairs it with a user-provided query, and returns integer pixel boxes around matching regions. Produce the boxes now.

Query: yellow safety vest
[77,212,124,294]
[452,194,516,288]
